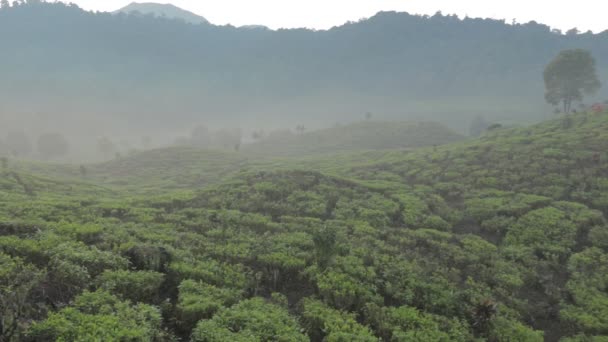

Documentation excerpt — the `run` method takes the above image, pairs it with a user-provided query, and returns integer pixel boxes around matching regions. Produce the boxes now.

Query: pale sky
[68,0,607,33]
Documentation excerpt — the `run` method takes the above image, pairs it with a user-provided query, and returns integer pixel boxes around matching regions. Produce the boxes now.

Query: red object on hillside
[591,103,606,113]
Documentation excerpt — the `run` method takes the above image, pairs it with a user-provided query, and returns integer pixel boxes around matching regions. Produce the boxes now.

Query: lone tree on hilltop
[544,49,601,114]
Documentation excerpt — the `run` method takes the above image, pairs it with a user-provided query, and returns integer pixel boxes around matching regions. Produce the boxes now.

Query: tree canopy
[544,49,602,113]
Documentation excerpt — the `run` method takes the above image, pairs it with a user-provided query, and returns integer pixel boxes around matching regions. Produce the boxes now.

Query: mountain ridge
[114,2,209,24]
[0,2,606,147]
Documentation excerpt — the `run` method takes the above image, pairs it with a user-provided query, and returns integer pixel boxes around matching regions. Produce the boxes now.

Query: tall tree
[544,49,601,114]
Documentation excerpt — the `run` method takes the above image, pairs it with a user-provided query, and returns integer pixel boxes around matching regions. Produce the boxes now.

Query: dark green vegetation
[2,110,608,341]
[1,0,608,140]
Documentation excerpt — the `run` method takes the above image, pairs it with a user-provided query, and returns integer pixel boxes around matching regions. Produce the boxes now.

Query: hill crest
[114,2,209,24]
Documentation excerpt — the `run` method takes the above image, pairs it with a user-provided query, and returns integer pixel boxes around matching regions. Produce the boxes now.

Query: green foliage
[488,316,544,342]
[0,253,44,341]
[561,248,608,334]
[48,241,129,277]
[97,270,165,303]
[544,49,602,113]
[365,303,471,341]
[504,207,579,259]
[301,298,377,341]
[28,290,167,341]
[177,279,242,332]
[191,298,307,342]
[313,225,338,270]
[2,112,608,341]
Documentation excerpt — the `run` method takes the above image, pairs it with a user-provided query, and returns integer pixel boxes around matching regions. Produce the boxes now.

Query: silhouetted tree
[544,49,601,114]
[79,165,87,177]
[0,0,10,9]
[1,156,7,170]
[37,133,69,159]
[566,28,580,36]
[487,123,503,131]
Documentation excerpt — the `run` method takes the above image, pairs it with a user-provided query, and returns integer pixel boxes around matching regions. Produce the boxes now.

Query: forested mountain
[2,108,608,341]
[0,0,607,143]
[114,2,209,24]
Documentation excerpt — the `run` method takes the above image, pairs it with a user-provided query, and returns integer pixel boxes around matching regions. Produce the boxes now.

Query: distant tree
[365,112,373,120]
[251,130,265,141]
[295,125,306,134]
[544,49,601,114]
[37,133,69,159]
[5,131,32,157]
[79,165,87,177]
[469,115,489,136]
[0,0,10,9]
[97,137,116,160]
[486,123,503,131]
[566,28,579,36]
[1,156,8,170]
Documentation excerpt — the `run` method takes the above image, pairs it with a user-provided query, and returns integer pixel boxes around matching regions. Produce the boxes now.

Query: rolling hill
[2,110,608,340]
[244,121,465,156]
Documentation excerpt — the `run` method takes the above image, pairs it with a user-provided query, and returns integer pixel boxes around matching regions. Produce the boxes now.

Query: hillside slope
[244,121,465,156]
[1,111,608,341]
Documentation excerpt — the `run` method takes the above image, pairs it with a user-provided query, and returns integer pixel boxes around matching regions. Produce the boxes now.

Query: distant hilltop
[114,2,209,24]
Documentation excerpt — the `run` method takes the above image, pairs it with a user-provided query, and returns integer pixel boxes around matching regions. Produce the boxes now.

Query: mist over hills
[2,2,608,339]
[0,1,607,156]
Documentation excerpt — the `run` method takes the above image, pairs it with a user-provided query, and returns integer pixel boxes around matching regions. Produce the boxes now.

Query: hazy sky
[69,0,607,33]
